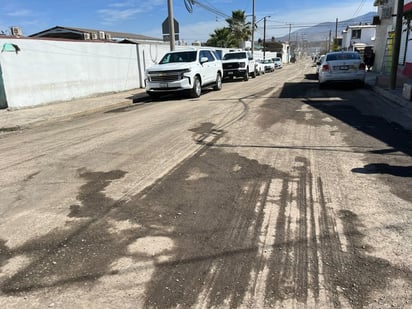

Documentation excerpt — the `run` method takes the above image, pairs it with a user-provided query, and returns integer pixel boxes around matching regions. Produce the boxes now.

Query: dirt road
[0,58,411,308]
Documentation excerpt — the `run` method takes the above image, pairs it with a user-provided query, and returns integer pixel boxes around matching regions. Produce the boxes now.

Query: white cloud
[180,20,227,42]
[98,8,143,24]
[98,1,165,24]
[6,9,32,17]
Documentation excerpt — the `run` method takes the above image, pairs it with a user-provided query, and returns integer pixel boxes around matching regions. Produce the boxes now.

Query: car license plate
[228,71,233,75]
[160,82,168,88]
[339,65,349,70]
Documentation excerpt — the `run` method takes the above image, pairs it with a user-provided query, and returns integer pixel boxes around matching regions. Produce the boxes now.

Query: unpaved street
[0,59,411,308]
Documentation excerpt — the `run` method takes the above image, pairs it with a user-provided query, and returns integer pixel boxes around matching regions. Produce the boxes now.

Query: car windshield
[159,51,197,64]
[326,52,360,61]
[223,52,246,60]
[263,59,273,63]
[274,58,281,61]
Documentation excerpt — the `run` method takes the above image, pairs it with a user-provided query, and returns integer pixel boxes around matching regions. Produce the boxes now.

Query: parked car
[318,51,366,88]
[255,59,265,75]
[315,54,325,76]
[145,48,223,98]
[272,57,283,69]
[262,59,275,72]
[222,51,256,81]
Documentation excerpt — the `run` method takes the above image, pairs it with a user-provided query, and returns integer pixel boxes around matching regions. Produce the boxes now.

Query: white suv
[145,48,223,98]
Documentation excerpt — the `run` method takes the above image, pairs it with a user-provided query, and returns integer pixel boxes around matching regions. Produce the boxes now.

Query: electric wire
[353,0,366,17]
[184,0,230,18]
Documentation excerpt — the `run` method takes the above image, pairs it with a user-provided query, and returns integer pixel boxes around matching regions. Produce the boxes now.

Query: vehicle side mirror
[316,61,321,65]
[200,57,208,64]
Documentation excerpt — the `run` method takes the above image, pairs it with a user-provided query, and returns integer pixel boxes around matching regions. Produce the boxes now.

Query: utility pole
[403,16,411,66]
[263,16,267,59]
[251,0,255,56]
[288,24,291,44]
[390,0,404,90]
[328,30,332,52]
[167,0,175,51]
[288,24,291,63]
[335,18,338,50]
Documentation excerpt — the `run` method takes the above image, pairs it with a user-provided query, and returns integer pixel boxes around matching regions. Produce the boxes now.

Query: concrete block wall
[0,38,142,109]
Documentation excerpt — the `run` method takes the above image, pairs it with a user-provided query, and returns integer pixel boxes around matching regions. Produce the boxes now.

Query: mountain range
[278,12,376,42]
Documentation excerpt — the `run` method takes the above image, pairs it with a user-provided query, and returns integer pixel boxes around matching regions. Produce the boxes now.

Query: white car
[262,59,275,72]
[273,57,283,69]
[255,59,265,75]
[145,48,223,98]
[315,54,325,76]
[318,51,366,88]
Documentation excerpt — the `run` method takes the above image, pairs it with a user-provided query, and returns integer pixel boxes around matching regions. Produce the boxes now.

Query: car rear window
[326,53,360,61]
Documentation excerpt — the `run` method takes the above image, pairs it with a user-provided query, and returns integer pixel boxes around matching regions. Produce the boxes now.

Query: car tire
[213,73,222,91]
[252,70,256,78]
[244,69,249,81]
[189,76,202,98]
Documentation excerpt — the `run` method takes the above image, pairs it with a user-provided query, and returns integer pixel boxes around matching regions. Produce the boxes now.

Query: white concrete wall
[0,38,141,109]
[136,42,170,86]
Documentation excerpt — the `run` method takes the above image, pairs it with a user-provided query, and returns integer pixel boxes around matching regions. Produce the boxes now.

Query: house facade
[372,0,412,76]
[401,1,412,77]
[341,24,376,52]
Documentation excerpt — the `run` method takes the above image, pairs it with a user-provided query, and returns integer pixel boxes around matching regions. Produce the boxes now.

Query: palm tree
[206,27,237,48]
[225,10,252,48]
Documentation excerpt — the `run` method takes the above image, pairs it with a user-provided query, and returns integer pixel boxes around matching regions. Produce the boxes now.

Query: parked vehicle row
[144,47,284,99]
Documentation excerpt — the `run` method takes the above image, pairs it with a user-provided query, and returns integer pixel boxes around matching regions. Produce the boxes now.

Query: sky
[0,0,377,42]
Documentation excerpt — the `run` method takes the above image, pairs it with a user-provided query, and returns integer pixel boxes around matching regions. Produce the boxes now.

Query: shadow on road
[352,163,412,177]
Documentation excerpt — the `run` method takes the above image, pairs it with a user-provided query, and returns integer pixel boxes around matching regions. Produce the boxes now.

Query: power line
[352,0,366,17]
[184,0,230,18]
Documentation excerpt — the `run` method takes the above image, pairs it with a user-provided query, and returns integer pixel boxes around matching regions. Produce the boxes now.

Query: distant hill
[278,12,376,42]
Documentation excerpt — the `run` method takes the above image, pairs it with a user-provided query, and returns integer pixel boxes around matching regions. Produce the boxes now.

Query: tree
[206,27,237,48]
[225,10,251,48]
[205,10,252,48]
